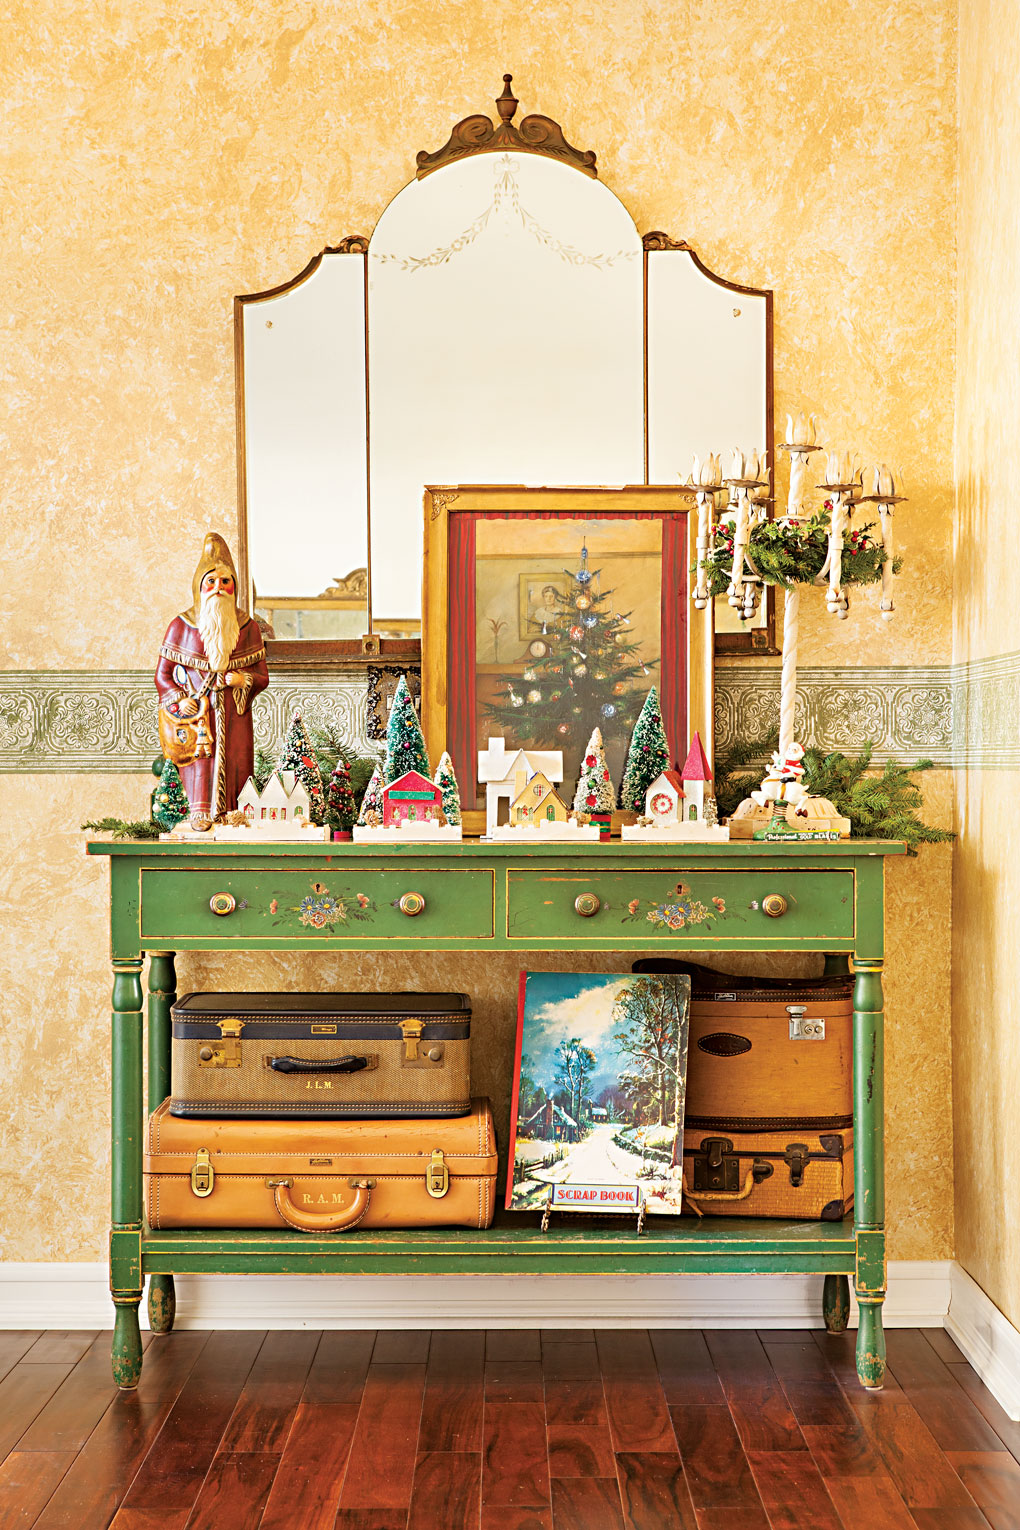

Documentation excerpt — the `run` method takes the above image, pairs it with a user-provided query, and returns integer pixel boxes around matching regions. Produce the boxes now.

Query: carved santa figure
[154,533,269,830]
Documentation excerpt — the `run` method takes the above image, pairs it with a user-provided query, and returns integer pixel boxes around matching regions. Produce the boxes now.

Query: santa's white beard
[197,591,240,673]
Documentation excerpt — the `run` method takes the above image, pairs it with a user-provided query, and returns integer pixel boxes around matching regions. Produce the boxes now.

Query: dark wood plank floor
[0,1327,1016,1529]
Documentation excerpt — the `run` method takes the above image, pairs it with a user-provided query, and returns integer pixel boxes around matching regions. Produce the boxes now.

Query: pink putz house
[381,770,444,827]
[679,731,713,820]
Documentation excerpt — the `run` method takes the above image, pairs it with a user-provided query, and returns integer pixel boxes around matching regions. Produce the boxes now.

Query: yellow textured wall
[953,0,1020,1328]
[0,1,956,1265]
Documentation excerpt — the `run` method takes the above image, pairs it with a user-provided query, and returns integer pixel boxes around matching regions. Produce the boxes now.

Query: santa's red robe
[155,615,269,818]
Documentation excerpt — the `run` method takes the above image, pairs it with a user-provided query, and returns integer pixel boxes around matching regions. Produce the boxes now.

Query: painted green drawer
[139,867,495,943]
[505,869,854,943]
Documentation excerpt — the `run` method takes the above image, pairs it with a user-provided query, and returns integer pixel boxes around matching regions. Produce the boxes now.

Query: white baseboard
[0,1258,951,1333]
[946,1263,1020,1421]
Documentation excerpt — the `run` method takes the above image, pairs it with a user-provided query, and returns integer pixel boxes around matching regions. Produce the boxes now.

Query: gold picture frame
[422,485,713,829]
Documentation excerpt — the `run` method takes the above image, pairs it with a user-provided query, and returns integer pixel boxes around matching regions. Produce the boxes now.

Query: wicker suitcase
[682,1127,854,1220]
[145,1096,497,1231]
[169,991,471,1119]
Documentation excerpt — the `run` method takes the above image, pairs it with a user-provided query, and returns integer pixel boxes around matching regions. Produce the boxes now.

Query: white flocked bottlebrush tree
[574,727,615,818]
[434,751,461,826]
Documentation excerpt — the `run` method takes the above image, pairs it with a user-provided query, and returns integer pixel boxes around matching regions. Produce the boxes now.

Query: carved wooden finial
[415,78,597,180]
[496,74,518,124]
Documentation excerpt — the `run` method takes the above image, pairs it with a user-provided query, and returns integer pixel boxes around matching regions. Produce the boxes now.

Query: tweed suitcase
[169,991,471,1119]
[682,1127,854,1221]
[633,961,853,1132]
[145,1096,497,1231]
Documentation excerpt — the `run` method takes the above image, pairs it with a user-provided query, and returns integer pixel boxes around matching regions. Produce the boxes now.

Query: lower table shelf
[138,1216,858,1277]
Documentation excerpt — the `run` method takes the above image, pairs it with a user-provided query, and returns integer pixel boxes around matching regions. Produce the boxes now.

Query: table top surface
[87,837,906,860]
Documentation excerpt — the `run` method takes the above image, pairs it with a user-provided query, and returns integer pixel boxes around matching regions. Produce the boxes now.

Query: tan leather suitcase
[634,962,853,1132]
[169,991,471,1119]
[144,1097,497,1231]
[682,1127,854,1220]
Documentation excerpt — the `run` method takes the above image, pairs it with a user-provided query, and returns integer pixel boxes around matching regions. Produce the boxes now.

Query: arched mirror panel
[236,80,774,653]
[237,249,369,639]
[367,152,645,625]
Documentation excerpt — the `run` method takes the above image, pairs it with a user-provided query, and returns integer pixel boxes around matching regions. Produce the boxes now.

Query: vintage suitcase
[145,1096,497,1231]
[633,961,853,1133]
[681,1127,854,1220]
[169,991,471,1119]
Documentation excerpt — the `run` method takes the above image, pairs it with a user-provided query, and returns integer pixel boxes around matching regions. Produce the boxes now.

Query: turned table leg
[823,1274,851,1334]
[146,952,177,1334]
[111,956,144,1388]
[853,958,887,1389]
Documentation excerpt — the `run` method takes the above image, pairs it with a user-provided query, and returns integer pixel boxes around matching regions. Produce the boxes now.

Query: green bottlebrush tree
[325,758,357,832]
[434,751,462,826]
[619,687,671,811]
[483,542,652,759]
[355,765,385,827]
[384,675,430,782]
[279,711,326,824]
[151,759,190,830]
[573,727,615,815]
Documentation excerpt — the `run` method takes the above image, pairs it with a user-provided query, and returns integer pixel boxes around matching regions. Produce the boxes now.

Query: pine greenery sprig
[82,817,161,840]
[714,732,954,855]
[798,743,954,856]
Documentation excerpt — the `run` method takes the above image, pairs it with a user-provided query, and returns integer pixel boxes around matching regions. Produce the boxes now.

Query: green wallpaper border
[4,657,1007,773]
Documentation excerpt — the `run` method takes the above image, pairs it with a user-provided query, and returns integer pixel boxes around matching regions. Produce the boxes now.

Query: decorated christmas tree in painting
[355,765,385,827]
[280,712,326,824]
[384,675,430,783]
[434,751,462,826]
[484,541,651,759]
[325,757,357,833]
[151,759,190,831]
[619,687,671,812]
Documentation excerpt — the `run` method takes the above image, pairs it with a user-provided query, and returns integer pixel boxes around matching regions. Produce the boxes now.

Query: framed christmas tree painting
[422,486,713,826]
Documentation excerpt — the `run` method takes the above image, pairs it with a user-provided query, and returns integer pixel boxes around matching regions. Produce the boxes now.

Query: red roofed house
[381,770,444,828]
[679,731,713,821]
[644,769,686,825]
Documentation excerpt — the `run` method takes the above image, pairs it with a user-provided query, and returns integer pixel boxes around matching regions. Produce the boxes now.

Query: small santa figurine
[756,742,807,806]
[154,534,269,830]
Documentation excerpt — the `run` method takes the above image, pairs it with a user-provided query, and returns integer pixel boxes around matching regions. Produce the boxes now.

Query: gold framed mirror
[235,77,775,658]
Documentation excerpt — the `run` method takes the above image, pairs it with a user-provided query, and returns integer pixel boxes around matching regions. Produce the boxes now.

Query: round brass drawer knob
[762,893,788,918]
[575,893,601,918]
[209,892,236,917]
[398,892,426,917]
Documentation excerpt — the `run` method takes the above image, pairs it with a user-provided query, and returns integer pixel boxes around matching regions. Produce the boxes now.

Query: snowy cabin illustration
[478,737,564,836]
[510,770,569,827]
[520,1099,579,1144]
[381,770,444,827]
[237,771,311,823]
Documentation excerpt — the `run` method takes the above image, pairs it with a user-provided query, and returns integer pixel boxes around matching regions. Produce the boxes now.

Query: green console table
[88,837,902,1391]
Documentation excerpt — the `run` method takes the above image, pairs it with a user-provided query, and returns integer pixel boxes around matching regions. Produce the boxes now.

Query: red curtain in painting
[446,510,688,803]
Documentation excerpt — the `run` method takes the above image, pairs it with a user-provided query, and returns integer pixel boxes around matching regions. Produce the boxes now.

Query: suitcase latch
[197,1018,243,1068]
[190,1147,215,1197]
[425,1149,449,1199]
[784,1143,811,1187]
[787,1005,825,1040]
[692,1137,738,1193]
[400,1019,424,1060]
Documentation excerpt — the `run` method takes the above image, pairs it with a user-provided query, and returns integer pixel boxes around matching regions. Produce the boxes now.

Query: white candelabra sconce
[686,413,906,834]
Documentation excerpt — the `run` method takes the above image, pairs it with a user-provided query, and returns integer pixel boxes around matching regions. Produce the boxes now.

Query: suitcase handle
[680,1167,755,1219]
[268,1177,372,1232]
[267,1055,370,1075]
